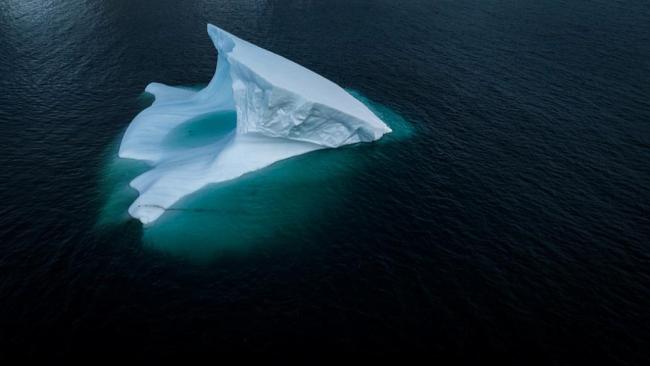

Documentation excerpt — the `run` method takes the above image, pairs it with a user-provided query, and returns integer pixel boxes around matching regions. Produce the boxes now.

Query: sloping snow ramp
[119,24,391,224]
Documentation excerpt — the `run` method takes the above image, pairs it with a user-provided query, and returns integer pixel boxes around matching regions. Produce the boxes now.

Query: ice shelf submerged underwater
[118,24,392,224]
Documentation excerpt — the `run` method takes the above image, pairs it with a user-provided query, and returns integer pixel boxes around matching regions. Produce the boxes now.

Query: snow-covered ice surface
[119,24,391,224]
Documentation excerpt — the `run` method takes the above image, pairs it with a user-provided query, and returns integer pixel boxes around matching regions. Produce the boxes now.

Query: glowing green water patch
[98,90,412,260]
[143,149,356,260]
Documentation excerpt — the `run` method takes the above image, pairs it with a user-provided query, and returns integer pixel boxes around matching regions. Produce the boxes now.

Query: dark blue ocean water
[1,0,649,361]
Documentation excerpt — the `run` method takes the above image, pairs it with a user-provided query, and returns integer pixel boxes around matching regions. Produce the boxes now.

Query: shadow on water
[97,90,413,262]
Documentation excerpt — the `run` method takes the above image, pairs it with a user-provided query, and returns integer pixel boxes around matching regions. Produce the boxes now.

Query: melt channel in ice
[118,24,392,224]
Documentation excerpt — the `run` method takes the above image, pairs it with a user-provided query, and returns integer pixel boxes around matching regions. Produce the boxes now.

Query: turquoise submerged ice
[119,24,392,224]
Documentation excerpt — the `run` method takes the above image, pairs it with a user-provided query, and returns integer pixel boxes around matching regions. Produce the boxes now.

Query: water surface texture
[1,0,649,361]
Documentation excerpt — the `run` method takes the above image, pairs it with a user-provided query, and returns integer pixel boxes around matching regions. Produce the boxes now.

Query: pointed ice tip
[207,23,220,39]
[206,23,236,52]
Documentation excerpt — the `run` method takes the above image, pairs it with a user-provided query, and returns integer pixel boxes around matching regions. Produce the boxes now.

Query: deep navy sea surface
[1,0,649,361]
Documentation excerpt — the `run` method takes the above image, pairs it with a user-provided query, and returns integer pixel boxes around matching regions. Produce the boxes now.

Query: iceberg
[119,24,391,224]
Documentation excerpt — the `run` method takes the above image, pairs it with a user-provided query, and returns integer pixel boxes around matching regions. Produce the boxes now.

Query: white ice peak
[119,24,391,224]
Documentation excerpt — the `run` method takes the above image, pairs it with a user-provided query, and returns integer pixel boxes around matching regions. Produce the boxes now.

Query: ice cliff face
[118,24,391,224]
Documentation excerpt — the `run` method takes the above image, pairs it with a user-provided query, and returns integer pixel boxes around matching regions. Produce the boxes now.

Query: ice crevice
[118,24,391,224]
